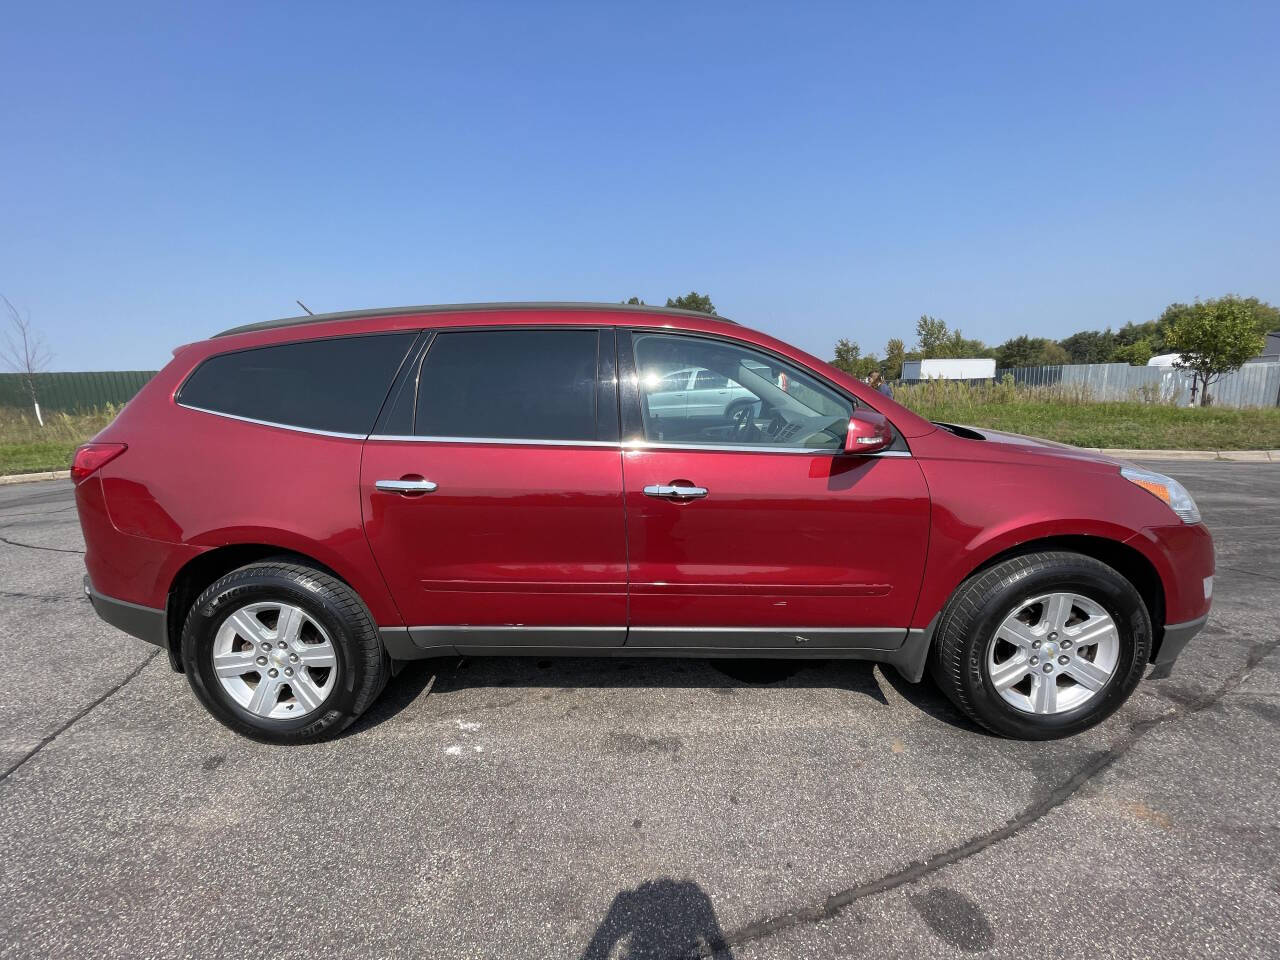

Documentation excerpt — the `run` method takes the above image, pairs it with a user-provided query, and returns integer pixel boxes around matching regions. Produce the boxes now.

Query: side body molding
[377,623,936,682]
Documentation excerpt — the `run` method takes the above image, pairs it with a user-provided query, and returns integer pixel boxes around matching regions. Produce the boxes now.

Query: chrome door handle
[375,479,438,494]
[643,483,709,499]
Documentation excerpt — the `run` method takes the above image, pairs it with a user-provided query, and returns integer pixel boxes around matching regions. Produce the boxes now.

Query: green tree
[830,338,879,378]
[1165,297,1266,405]
[665,292,717,315]
[1111,339,1153,366]
[1236,296,1280,333]
[1059,328,1117,364]
[831,338,861,374]
[882,337,906,379]
[915,315,949,354]
[912,315,989,358]
[995,335,1068,368]
[1114,319,1165,355]
[942,329,990,358]
[1160,296,1278,339]
[621,296,646,305]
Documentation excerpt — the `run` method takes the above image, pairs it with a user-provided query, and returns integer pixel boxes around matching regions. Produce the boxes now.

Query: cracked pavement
[0,463,1277,959]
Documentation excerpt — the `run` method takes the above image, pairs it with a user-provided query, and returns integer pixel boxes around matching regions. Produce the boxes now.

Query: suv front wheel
[931,551,1152,739]
[181,560,389,744]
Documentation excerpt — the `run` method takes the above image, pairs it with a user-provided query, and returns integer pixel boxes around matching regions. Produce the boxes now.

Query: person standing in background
[867,370,893,399]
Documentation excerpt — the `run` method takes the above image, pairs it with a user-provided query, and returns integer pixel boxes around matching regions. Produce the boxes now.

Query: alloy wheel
[212,601,338,719]
[984,592,1120,715]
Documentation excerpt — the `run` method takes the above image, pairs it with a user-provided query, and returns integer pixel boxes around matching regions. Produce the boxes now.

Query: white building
[900,358,996,380]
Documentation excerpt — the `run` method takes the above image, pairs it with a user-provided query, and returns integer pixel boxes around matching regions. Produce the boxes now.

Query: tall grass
[0,405,121,474]
[894,377,1103,410]
[891,378,1280,449]
[0,404,120,444]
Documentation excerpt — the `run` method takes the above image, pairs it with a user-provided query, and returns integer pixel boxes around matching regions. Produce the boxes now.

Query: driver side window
[630,332,853,450]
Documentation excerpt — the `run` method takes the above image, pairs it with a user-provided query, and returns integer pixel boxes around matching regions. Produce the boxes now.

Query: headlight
[1121,466,1201,524]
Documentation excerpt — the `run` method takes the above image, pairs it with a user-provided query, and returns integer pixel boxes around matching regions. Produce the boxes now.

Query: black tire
[181,560,389,744]
[930,551,1151,740]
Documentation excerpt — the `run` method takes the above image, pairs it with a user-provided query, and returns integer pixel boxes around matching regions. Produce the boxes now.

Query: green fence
[0,371,158,413]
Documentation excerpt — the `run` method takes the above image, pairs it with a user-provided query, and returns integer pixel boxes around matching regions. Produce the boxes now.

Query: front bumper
[84,574,166,648]
[1149,613,1209,679]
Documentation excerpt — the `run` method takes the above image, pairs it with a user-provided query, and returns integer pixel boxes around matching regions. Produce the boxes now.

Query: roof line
[213,301,732,338]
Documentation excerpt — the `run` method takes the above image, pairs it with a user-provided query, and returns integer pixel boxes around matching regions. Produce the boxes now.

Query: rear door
[618,329,931,652]
[361,326,628,650]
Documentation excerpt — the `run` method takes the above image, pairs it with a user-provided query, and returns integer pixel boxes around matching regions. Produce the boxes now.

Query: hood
[935,422,1128,469]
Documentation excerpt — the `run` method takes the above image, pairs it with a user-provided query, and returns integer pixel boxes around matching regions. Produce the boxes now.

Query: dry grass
[0,405,119,475]
[893,379,1280,449]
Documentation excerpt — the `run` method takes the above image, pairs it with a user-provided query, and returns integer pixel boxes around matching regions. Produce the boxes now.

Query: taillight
[71,443,127,483]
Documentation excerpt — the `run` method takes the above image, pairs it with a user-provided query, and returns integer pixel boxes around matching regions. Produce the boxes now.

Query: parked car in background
[641,366,760,425]
[75,302,1213,744]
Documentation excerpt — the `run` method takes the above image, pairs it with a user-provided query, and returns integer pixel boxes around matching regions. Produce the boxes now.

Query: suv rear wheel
[181,560,389,744]
[931,551,1151,739]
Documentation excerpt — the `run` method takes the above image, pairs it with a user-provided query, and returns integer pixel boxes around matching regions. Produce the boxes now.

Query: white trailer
[900,358,996,380]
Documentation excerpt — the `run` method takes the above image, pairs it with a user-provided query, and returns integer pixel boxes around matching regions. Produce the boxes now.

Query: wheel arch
[163,544,352,672]
[929,535,1167,663]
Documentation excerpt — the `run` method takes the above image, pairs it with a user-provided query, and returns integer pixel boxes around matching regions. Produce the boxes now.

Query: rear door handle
[643,483,709,500]
[375,478,438,494]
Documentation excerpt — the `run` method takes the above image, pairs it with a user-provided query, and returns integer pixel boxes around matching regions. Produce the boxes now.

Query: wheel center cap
[1043,640,1059,658]
[270,649,290,668]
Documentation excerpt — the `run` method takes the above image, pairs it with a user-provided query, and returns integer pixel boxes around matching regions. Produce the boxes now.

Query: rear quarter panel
[88,348,402,624]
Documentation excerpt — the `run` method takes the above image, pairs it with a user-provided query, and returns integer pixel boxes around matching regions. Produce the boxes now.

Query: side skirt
[378,623,937,682]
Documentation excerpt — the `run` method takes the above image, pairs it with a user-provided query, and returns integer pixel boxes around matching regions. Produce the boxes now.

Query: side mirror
[844,409,893,455]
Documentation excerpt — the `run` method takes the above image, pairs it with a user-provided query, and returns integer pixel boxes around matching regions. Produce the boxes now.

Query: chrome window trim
[176,402,368,440]
[366,434,620,448]
[363,433,912,456]
[623,440,909,456]
[172,409,917,457]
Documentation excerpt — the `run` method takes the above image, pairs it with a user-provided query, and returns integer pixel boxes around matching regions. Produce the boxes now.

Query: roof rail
[213,301,733,338]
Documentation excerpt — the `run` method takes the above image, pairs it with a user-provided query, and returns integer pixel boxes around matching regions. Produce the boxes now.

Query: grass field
[893,380,1280,450]
[0,406,118,476]
[2,385,1279,475]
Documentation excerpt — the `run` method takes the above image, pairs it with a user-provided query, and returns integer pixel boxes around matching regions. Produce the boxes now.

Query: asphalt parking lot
[1,462,1277,960]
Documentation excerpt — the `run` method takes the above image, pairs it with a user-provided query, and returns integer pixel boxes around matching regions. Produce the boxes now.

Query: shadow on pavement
[346,653,986,737]
[578,878,734,960]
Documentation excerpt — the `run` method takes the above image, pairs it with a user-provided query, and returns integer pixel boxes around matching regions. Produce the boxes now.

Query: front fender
[910,513,1145,628]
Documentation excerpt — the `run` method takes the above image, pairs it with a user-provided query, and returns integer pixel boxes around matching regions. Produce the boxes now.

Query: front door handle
[375,478,438,494]
[643,483,709,500]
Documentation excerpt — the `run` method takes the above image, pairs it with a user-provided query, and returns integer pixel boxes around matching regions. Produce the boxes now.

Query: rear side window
[178,333,416,435]
[416,329,599,441]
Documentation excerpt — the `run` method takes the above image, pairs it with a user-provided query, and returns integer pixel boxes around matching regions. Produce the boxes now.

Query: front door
[618,330,931,652]
[361,326,628,650]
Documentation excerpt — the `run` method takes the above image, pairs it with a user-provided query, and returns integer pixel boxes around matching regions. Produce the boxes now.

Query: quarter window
[631,332,853,450]
[415,329,599,441]
[178,333,416,435]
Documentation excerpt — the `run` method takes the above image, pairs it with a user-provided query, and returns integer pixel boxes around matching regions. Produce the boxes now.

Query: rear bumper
[84,574,166,648]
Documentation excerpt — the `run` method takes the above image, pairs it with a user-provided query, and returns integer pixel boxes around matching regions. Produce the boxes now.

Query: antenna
[295,300,315,316]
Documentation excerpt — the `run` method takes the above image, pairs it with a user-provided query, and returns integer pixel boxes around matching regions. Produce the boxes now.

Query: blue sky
[3,1,1278,371]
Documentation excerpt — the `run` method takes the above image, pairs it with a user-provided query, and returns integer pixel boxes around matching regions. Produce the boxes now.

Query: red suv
[74,303,1213,743]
